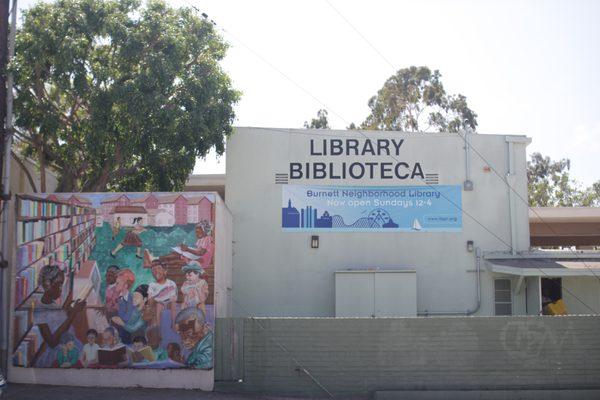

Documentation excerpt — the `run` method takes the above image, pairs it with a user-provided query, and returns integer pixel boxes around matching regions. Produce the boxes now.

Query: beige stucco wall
[225,127,531,317]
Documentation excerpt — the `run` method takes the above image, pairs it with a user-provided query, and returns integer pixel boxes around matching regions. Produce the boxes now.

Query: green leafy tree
[527,152,599,206]
[12,0,239,192]
[304,109,330,129]
[361,66,477,133]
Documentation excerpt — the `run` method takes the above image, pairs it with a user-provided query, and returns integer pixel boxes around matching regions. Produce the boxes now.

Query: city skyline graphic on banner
[282,185,462,232]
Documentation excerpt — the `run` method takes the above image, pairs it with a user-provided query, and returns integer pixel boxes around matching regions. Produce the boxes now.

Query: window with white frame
[494,279,512,316]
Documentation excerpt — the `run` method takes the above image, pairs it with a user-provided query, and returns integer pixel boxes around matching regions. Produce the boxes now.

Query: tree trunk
[88,144,123,192]
[35,136,46,193]
[11,151,37,193]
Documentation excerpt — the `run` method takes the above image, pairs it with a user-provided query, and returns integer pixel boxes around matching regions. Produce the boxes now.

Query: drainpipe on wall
[463,131,473,191]
[504,136,531,255]
[417,247,482,316]
[506,138,517,255]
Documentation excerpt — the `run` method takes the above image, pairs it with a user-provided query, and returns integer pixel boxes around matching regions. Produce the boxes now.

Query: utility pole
[0,0,15,375]
[0,0,10,186]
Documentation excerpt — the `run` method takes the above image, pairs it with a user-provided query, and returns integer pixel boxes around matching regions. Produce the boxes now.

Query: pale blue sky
[17,0,600,186]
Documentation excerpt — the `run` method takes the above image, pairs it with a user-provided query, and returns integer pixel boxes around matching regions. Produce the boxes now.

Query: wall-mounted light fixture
[466,240,474,253]
[311,235,319,249]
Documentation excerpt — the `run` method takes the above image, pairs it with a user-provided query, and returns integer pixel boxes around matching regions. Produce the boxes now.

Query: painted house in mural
[100,194,131,223]
[131,193,159,210]
[68,195,93,207]
[153,209,175,226]
[112,205,148,227]
[9,191,233,391]
[130,193,174,227]
[158,194,188,225]
[187,196,213,224]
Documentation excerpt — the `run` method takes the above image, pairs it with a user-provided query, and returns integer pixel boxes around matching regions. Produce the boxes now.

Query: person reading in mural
[81,329,100,367]
[56,332,80,368]
[143,220,214,270]
[103,265,121,317]
[130,336,155,363]
[146,325,168,361]
[175,307,213,370]
[101,326,120,349]
[147,263,177,328]
[35,265,87,367]
[181,262,209,314]
[98,327,128,367]
[40,264,66,305]
[110,217,145,259]
[112,216,121,240]
[111,284,148,339]
[167,342,185,364]
[179,220,214,268]
[113,269,137,344]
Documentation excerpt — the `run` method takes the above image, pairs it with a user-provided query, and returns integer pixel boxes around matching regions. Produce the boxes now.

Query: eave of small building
[530,207,600,246]
[185,174,226,200]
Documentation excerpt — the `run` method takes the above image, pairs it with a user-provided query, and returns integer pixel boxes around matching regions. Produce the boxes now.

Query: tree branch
[11,151,38,192]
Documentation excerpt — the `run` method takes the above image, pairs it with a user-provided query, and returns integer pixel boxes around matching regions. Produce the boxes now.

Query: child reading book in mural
[111,284,148,339]
[81,329,100,367]
[101,326,120,349]
[34,265,87,367]
[181,262,209,314]
[175,307,213,369]
[147,263,177,328]
[98,327,128,367]
[57,332,80,368]
[146,325,168,361]
[130,336,156,363]
[110,217,145,259]
[167,342,185,364]
[143,220,214,270]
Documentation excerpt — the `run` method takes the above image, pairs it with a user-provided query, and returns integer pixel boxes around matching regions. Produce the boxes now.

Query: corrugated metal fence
[215,316,600,398]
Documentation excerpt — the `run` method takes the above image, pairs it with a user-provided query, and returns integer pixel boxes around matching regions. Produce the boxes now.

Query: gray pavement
[1,384,303,400]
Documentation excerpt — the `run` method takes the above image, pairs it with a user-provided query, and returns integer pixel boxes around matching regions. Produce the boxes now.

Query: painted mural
[12,192,216,372]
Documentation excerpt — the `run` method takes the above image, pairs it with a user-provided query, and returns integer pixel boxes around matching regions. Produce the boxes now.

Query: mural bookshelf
[13,194,97,367]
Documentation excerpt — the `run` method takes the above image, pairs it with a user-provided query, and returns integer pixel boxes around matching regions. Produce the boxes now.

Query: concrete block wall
[235,316,600,398]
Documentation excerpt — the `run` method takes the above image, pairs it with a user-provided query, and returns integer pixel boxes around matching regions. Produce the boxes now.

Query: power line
[188,6,599,392]
[324,0,396,72]
[319,1,600,296]
[191,2,598,361]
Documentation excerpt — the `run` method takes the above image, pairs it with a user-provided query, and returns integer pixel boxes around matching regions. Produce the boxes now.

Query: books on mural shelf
[98,345,127,366]
[17,241,44,267]
[72,218,94,236]
[44,230,71,256]
[13,325,42,367]
[70,235,94,268]
[14,266,40,306]
[13,309,33,347]
[73,205,92,215]
[17,217,71,245]
[73,214,94,227]
[19,199,69,219]
[72,223,94,249]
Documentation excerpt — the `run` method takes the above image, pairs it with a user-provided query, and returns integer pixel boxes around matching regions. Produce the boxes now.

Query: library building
[6,127,600,391]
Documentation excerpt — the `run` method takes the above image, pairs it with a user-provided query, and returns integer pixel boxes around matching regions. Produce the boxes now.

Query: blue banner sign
[282,185,462,232]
